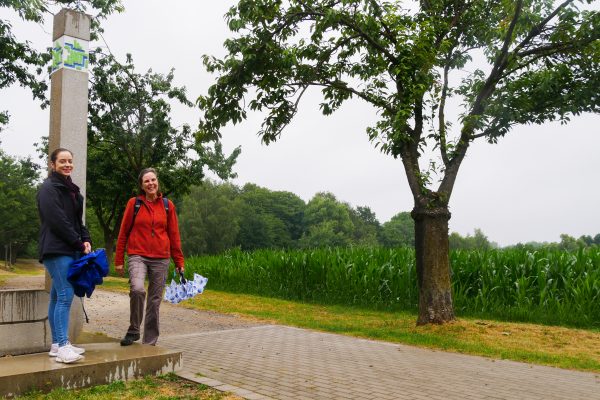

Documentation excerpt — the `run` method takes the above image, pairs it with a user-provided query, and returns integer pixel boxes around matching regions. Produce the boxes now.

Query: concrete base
[0,289,83,356]
[0,289,52,356]
[0,342,182,398]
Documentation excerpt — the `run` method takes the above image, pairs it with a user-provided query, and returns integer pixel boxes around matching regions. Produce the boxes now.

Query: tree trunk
[412,206,455,325]
[104,231,115,267]
[10,243,18,265]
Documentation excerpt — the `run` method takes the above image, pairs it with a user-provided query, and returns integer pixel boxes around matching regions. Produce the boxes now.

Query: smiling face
[51,150,74,177]
[141,171,159,197]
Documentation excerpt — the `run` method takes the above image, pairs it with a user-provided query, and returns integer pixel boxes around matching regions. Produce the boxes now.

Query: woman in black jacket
[37,148,91,364]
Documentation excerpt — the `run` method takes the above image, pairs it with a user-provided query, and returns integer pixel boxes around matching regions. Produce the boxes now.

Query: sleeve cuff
[74,241,85,252]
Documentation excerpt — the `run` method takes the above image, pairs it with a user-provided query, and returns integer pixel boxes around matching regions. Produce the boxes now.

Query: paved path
[4,271,600,399]
[160,325,600,400]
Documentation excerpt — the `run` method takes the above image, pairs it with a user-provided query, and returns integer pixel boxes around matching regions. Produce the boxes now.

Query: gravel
[0,273,263,341]
[83,289,262,340]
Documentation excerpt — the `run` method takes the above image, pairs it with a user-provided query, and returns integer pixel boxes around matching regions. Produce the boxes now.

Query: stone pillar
[48,8,91,194]
[45,8,92,342]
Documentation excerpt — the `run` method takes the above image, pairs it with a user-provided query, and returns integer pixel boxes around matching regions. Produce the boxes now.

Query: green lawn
[16,373,239,399]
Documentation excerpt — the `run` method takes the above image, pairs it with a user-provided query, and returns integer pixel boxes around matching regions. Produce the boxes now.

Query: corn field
[186,247,600,328]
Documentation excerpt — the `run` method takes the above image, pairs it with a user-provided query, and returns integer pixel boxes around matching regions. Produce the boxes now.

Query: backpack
[126,197,169,238]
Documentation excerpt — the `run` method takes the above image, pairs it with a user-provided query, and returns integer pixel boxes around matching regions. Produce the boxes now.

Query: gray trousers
[127,255,169,345]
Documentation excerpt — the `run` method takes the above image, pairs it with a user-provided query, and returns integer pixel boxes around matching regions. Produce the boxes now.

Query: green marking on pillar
[64,39,89,70]
[51,41,63,73]
[50,36,89,74]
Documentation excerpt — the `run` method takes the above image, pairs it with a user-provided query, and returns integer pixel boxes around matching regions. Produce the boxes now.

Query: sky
[1,1,599,246]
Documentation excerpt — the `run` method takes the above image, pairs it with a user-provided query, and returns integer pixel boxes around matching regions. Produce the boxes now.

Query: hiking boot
[55,345,83,364]
[49,342,85,357]
[120,333,140,346]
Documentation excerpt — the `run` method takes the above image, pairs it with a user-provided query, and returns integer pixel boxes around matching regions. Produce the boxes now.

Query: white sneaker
[55,345,84,364]
[67,342,85,355]
[49,343,59,357]
[49,342,85,357]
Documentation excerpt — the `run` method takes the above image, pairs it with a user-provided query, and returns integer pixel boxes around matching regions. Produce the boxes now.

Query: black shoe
[120,333,140,346]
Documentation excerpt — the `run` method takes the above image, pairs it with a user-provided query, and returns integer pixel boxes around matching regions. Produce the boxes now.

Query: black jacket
[37,172,91,262]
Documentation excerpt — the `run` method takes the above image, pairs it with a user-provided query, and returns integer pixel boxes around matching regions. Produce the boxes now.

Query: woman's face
[51,151,74,177]
[141,171,159,197]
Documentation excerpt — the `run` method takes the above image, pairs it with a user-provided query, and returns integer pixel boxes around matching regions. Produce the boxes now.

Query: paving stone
[165,325,600,400]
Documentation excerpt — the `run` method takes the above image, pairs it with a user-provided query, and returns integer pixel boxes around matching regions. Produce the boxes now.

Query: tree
[87,54,240,262]
[197,0,600,324]
[380,212,414,248]
[267,190,306,244]
[179,181,240,255]
[558,233,581,251]
[236,183,305,250]
[300,192,354,248]
[0,149,40,263]
[578,234,594,246]
[237,204,288,250]
[0,0,123,129]
[449,228,493,250]
[350,206,380,246]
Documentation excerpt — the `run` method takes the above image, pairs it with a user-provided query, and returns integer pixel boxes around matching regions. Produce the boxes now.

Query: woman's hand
[115,264,125,277]
[176,265,185,273]
[83,242,92,254]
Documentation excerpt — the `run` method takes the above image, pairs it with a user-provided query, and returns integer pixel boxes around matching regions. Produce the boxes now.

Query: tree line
[178,182,600,254]
[2,148,599,263]
[177,180,415,255]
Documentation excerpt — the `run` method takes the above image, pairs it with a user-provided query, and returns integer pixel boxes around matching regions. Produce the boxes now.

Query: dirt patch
[0,273,263,343]
[82,289,263,341]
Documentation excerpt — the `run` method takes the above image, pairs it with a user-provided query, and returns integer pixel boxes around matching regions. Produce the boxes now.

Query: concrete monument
[46,8,92,343]
[0,9,91,357]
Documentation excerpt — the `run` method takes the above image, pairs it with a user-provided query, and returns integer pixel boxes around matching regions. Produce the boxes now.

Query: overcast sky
[2,1,599,246]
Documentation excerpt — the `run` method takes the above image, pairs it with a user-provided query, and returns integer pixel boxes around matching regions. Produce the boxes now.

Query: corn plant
[186,246,600,328]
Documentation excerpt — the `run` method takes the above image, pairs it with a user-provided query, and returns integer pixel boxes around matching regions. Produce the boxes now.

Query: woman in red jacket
[115,168,184,346]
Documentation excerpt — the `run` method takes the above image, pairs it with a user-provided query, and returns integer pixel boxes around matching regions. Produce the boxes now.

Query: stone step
[0,342,182,398]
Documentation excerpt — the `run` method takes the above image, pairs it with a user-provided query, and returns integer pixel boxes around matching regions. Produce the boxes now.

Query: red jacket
[115,195,184,269]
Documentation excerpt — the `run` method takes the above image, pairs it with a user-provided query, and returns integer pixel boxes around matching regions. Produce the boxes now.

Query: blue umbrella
[164,271,208,304]
[67,248,109,298]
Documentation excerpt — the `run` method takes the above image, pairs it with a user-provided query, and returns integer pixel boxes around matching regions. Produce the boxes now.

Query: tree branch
[438,58,451,167]
[517,36,598,58]
[512,0,576,55]
[296,0,400,65]
[368,0,399,49]
[399,147,424,201]
[266,85,309,140]
[440,0,524,197]
[289,79,394,114]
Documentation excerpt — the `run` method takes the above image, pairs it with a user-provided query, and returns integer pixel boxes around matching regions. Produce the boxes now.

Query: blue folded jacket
[67,249,109,298]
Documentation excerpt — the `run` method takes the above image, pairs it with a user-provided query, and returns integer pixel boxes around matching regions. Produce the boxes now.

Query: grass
[15,373,240,399]
[0,259,45,276]
[101,276,131,293]
[102,277,600,373]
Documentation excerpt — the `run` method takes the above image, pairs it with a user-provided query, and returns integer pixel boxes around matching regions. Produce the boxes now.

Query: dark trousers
[127,255,169,345]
